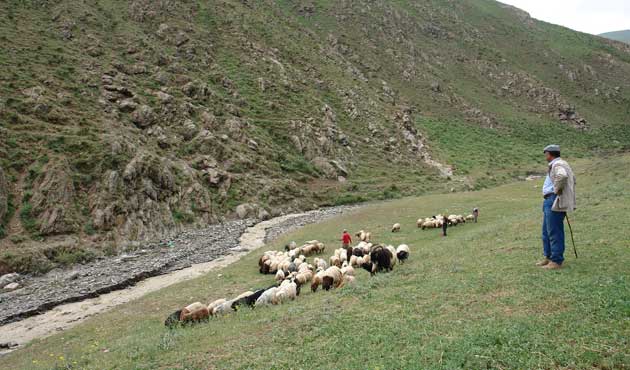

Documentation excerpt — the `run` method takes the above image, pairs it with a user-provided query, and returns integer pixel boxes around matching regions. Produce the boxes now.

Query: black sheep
[352,248,365,257]
[368,245,394,274]
[231,289,266,311]
[164,309,183,328]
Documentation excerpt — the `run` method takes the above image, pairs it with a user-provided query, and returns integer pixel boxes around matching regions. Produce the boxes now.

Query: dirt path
[0,207,356,352]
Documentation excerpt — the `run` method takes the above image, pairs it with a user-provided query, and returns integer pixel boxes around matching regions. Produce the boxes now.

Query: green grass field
[2,154,629,369]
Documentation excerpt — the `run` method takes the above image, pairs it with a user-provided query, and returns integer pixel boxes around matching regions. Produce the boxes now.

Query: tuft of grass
[172,209,195,224]
[19,202,39,236]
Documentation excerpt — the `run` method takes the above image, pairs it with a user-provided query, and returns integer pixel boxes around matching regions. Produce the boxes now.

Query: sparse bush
[43,245,96,266]
[0,250,53,275]
[333,194,366,206]
[172,209,195,224]
[84,221,96,235]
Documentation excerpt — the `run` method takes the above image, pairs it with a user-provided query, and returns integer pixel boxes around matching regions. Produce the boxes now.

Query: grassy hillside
[1,0,630,273]
[600,30,630,44]
[2,154,629,369]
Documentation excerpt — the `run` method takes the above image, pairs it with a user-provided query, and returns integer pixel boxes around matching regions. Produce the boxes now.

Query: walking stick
[565,214,578,258]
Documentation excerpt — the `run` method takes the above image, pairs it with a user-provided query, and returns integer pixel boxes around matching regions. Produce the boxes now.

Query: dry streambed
[0,206,357,351]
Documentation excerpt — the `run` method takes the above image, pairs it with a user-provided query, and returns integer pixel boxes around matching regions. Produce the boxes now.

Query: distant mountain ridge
[600,30,630,44]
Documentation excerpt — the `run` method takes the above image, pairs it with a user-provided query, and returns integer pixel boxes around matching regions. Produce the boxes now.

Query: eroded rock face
[0,166,7,225]
[30,161,78,235]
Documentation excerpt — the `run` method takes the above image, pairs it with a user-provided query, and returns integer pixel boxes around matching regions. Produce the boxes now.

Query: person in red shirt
[341,229,352,262]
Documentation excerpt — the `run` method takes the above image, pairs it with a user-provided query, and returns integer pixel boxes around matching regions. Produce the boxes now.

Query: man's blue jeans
[542,194,566,264]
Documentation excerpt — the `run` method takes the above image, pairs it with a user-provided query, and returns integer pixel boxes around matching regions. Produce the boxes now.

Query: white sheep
[275,269,285,282]
[386,245,398,266]
[329,255,342,268]
[208,298,227,314]
[391,223,401,232]
[273,280,298,304]
[341,264,355,277]
[396,244,410,263]
[255,287,279,307]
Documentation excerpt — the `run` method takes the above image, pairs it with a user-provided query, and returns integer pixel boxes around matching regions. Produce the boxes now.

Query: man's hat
[543,144,560,153]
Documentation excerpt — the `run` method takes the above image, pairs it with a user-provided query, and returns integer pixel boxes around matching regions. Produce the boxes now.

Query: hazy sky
[499,0,630,35]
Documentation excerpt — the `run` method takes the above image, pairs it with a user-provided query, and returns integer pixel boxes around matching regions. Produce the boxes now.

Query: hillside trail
[0,210,331,354]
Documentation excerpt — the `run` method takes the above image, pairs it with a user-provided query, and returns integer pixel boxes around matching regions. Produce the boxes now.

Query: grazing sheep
[165,302,210,327]
[255,287,279,307]
[311,266,343,292]
[321,266,343,291]
[164,310,183,327]
[213,297,242,316]
[341,264,355,277]
[181,302,210,322]
[362,253,371,265]
[297,241,326,256]
[392,223,401,233]
[284,241,297,251]
[273,280,298,304]
[396,244,410,263]
[311,270,325,292]
[295,270,313,285]
[313,257,328,271]
[386,245,398,266]
[362,245,394,275]
[275,269,285,282]
[466,214,475,221]
[208,298,227,314]
[355,230,372,242]
[352,247,365,257]
[349,254,359,267]
[339,248,348,263]
[330,255,342,268]
[231,289,267,310]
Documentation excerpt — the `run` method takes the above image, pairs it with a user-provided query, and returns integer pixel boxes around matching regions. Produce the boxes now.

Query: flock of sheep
[165,212,477,327]
[416,214,474,229]
[165,231,410,327]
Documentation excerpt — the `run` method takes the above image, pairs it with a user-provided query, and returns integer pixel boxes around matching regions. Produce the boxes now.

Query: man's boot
[542,261,562,270]
[536,258,550,267]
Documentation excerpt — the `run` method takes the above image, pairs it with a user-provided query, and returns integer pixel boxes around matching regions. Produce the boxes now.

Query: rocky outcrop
[30,161,78,235]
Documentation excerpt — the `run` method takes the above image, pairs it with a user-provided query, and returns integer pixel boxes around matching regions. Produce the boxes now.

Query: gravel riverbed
[0,205,358,327]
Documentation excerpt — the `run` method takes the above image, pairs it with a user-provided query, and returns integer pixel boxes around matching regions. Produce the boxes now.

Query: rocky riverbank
[0,205,358,331]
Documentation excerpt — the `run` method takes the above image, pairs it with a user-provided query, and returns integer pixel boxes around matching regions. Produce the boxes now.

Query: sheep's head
[164,309,183,328]
[322,276,334,291]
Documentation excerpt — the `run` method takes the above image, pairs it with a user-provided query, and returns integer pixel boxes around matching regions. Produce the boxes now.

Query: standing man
[472,207,479,223]
[538,145,576,270]
[441,215,448,237]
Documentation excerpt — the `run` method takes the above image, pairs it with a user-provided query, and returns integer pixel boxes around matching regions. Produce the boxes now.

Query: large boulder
[131,105,157,128]
[235,203,257,219]
[0,273,19,288]
[311,157,337,179]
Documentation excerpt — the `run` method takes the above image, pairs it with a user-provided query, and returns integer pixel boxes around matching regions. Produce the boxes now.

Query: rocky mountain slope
[1,0,629,274]
[600,30,630,44]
